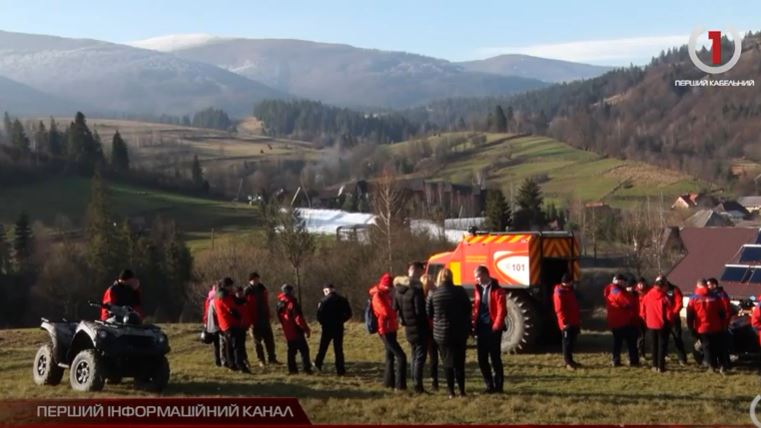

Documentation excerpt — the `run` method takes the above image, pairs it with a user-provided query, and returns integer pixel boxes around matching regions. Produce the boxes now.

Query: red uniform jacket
[713,288,732,330]
[101,281,143,321]
[640,287,671,330]
[235,296,253,330]
[665,285,684,320]
[553,284,580,329]
[751,297,761,347]
[243,291,259,329]
[370,273,398,335]
[686,287,726,334]
[277,293,310,341]
[213,290,240,332]
[603,284,638,329]
[472,279,507,332]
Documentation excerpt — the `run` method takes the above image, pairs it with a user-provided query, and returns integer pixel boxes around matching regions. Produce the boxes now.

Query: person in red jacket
[750,296,761,377]
[233,286,252,371]
[472,265,507,393]
[553,273,581,370]
[686,278,728,374]
[640,279,671,372]
[660,275,688,365]
[276,284,312,375]
[604,274,640,367]
[101,269,143,321]
[707,277,732,370]
[244,272,279,367]
[370,273,407,390]
[214,277,250,373]
[634,277,650,359]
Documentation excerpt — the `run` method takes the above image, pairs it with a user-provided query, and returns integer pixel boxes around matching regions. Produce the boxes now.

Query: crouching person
[277,284,312,375]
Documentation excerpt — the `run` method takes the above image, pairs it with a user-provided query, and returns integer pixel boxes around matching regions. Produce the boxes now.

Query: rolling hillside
[168,38,548,108]
[458,54,612,82]
[0,30,286,116]
[389,133,707,207]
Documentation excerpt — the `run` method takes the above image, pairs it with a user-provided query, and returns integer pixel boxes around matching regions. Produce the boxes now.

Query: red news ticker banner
[0,397,310,427]
[0,398,710,428]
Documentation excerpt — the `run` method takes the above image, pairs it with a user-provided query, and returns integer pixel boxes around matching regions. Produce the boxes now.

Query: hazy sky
[0,0,757,65]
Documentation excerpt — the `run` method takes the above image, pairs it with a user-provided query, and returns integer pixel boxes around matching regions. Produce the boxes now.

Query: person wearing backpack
[369,273,406,390]
[314,283,352,375]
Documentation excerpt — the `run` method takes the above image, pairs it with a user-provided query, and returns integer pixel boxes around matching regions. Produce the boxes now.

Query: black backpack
[364,298,378,334]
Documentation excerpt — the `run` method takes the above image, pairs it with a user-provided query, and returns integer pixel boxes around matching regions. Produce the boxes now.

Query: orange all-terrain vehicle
[426,231,580,353]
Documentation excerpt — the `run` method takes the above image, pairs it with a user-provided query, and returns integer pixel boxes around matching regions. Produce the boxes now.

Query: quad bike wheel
[69,349,105,392]
[134,356,170,392]
[32,343,64,386]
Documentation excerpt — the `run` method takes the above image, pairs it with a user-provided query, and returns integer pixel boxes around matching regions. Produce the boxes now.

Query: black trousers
[380,332,407,389]
[438,342,466,395]
[209,332,223,366]
[286,335,311,374]
[252,321,278,364]
[669,317,688,363]
[476,328,504,391]
[225,328,247,370]
[718,330,732,370]
[562,326,580,365]
[637,324,647,358]
[700,332,727,370]
[314,327,346,375]
[611,326,639,365]
[428,337,439,388]
[408,338,428,391]
[650,327,669,370]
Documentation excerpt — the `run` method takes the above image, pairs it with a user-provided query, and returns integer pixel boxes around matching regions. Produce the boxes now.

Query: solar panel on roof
[721,266,750,282]
[739,246,761,263]
[750,269,761,284]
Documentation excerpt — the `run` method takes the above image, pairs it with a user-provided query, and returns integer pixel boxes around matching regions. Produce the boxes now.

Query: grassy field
[0,323,757,424]
[49,117,321,171]
[0,176,260,251]
[390,133,708,208]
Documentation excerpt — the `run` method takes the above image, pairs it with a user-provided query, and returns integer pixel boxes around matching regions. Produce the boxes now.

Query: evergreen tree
[494,105,508,133]
[0,224,10,274]
[191,155,204,187]
[33,121,47,154]
[513,178,546,230]
[66,112,103,173]
[506,106,515,132]
[12,212,33,272]
[84,173,128,288]
[3,112,12,138]
[484,189,512,231]
[11,119,30,154]
[47,118,63,156]
[110,131,130,172]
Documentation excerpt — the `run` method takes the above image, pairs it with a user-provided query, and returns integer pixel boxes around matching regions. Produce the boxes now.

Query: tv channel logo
[675,26,754,87]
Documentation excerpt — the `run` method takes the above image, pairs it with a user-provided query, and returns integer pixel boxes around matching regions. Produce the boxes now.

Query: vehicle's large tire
[501,292,539,354]
[69,349,105,392]
[32,343,64,386]
[135,356,170,393]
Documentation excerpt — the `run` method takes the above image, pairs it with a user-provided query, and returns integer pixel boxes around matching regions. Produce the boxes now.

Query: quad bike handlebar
[88,300,141,325]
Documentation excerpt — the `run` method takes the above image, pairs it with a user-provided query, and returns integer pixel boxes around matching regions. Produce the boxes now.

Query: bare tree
[372,169,408,272]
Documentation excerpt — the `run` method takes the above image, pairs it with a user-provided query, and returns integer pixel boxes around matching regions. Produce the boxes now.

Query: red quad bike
[32,300,171,392]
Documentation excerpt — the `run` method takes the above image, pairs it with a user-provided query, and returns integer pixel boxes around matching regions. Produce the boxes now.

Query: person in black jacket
[426,268,471,399]
[313,283,352,375]
[393,262,430,393]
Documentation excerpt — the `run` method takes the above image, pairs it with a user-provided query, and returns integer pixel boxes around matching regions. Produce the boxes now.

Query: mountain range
[0,30,612,116]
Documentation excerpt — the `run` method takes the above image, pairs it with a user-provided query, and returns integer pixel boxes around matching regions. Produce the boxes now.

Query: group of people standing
[600,274,738,374]
[368,263,507,398]
[202,272,353,376]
